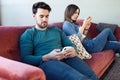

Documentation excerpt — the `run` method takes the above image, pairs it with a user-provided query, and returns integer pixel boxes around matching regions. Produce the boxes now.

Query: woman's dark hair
[64,4,80,22]
[32,2,51,14]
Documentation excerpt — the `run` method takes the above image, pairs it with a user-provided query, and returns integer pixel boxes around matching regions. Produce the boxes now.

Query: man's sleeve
[59,29,77,50]
[20,29,43,66]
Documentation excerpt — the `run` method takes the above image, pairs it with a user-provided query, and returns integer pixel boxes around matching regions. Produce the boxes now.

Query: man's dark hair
[64,4,80,22]
[32,2,51,14]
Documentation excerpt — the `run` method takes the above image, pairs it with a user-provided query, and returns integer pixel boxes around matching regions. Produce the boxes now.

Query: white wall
[0,0,1,25]
[1,0,120,26]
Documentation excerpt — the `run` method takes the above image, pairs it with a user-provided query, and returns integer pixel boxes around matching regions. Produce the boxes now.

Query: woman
[62,4,120,54]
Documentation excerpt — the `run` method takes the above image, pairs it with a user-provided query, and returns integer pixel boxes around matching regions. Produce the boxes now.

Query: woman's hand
[83,16,92,29]
[79,16,92,34]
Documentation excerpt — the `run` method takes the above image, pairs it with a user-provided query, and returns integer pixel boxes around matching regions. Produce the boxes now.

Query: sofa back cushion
[0,26,31,61]
[48,22,63,29]
[49,20,99,38]
[1,20,118,61]
[114,27,120,41]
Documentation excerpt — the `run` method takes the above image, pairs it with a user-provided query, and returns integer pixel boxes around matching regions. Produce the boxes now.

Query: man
[20,2,99,80]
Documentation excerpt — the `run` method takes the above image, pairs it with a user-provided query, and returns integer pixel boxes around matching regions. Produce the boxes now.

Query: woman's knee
[103,28,112,33]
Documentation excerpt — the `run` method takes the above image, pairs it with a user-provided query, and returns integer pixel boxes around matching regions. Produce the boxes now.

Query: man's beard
[37,21,48,29]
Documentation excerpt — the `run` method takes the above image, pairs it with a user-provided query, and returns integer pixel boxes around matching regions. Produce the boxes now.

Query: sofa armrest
[115,27,120,41]
[0,56,46,80]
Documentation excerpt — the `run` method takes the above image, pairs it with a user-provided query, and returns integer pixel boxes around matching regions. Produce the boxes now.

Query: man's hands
[42,49,64,61]
[61,46,77,58]
[42,47,77,61]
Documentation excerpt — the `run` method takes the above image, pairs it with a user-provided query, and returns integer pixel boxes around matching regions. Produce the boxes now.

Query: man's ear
[32,14,35,18]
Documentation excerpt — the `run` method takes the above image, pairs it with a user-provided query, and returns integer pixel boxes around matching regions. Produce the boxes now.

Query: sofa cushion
[85,50,115,78]
[48,22,63,29]
[0,56,46,80]
[0,26,31,61]
[96,23,117,33]
[68,34,92,59]
[114,27,120,41]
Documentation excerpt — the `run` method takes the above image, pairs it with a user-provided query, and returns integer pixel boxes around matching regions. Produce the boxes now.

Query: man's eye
[46,15,49,18]
[40,15,44,18]
[39,15,49,18]
[40,16,44,18]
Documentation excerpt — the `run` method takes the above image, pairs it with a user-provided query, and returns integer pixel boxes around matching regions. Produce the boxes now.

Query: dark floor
[100,57,120,80]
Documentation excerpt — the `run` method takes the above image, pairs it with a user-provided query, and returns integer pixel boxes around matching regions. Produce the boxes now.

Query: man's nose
[43,17,47,21]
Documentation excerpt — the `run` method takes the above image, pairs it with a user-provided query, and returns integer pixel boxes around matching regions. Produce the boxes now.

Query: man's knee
[61,69,91,80]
